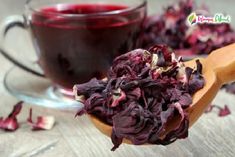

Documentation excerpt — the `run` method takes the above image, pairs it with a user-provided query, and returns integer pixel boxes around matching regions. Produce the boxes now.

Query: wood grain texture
[0,0,235,157]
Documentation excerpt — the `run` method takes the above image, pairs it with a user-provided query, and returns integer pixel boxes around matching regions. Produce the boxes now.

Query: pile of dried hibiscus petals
[142,0,235,55]
[74,45,205,150]
[0,101,55,131]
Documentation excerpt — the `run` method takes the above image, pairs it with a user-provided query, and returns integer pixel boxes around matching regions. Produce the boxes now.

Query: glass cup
[0,0,147,96]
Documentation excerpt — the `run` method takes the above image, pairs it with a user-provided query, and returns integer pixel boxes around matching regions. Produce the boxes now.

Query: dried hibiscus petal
[0,101,23,131]
[205,104,231,117]
[27,108,55,130]
[218,105,231,117]
[74,45,204,150]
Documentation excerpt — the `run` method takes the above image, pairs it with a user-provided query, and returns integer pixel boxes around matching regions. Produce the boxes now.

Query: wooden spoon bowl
[88,44,235,144]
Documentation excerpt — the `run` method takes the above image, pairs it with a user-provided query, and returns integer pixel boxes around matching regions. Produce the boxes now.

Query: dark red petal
[0,101,23,131]
[8,101,23,118]
[0,118,19,131]
[27,108,55,130]
[218,105,231,117]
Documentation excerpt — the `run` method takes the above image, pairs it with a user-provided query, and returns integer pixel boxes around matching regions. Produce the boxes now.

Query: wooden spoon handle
[206,43,235,84]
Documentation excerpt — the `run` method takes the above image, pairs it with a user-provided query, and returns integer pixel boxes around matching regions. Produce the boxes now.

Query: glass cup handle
[0,15,45,77]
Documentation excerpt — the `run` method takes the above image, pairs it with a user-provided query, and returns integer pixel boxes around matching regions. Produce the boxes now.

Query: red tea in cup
[30,3,146,89]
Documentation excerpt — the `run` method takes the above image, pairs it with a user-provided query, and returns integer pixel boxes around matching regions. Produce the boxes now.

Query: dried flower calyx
[27,108,55,130]
[0,101,23,131]
[74,44,205,151]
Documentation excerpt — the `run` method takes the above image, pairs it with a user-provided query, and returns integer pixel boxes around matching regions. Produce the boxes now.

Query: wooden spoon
[88,43,235,144]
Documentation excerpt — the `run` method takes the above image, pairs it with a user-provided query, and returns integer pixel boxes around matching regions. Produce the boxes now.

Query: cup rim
[26,0,147,17]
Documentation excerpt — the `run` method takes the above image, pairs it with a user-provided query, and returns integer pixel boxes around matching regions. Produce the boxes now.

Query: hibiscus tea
[30,3,146,89]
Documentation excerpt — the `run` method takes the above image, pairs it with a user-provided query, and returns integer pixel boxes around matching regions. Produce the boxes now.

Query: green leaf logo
[188,13,197,25]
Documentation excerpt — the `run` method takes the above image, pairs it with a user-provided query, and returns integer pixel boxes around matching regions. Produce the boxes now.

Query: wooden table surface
[0,0,235,157]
